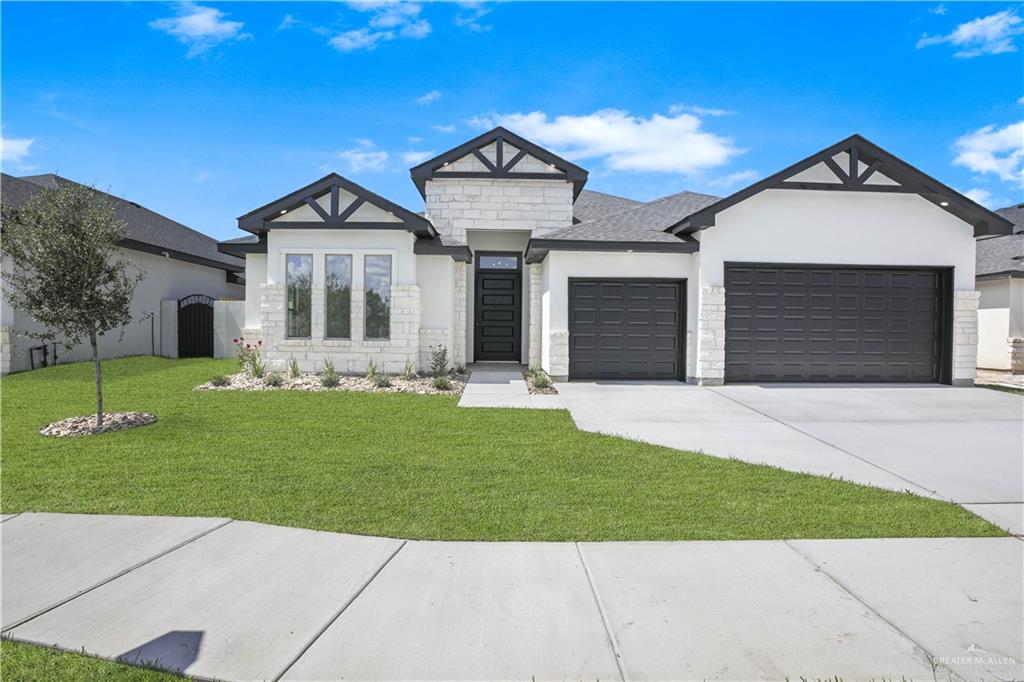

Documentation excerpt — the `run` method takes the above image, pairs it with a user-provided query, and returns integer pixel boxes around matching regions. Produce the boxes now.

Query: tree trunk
[90,329,104,430]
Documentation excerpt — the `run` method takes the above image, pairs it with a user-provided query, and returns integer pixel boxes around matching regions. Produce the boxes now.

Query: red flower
[257,340,262,346]
[245,344,251,349]
[232,338,238,344]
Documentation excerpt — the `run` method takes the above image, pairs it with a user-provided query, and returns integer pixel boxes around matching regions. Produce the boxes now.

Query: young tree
[1,180,143,428]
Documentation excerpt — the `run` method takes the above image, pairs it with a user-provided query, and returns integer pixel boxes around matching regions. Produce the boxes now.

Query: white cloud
[432,124,456,133]
[917,9,1024,58]
[953,120,1024,185]
[963,188,994,206]
[1,136,34,163]
[415,90,442,105]
[407,136,424,144]
[353,137,375,148]
[150,2,252,58]
[929,4,947,15]
[455,2,492,32]
[338,147,389,172]
[1018,95,1024,105]
[469,109,744,175]
[402,150,435,164]
[707,169,759,189]
[331,2,431,52]
[669,103,734,117]
[194,170,214,183]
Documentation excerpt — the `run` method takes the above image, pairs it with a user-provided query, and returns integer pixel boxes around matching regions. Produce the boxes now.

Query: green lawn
[0,356,1002,540]
[1,640,185,682]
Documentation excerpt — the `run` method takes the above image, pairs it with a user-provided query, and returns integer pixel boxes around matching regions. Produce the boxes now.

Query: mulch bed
[40,412,157,437]
[196,372,468,395]
[523,371,558,395]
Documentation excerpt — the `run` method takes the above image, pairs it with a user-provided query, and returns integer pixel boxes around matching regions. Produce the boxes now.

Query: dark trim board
[721,261,953,385]
[567,277,687,381]
[525,236,699,263]
[119,239,243,275]
[413,239,473,262]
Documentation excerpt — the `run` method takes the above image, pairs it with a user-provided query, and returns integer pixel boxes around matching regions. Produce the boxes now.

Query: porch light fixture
[939,201,949,207]
[280,209,287,214]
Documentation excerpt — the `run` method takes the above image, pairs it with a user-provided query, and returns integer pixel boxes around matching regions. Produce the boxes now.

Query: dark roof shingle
[977,204,1024,278]
[572,190,643,223]
[2,173,242,272]
[544,190,720,243]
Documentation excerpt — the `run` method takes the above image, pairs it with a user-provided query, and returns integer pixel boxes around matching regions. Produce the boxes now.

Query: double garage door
[566,266,950,383]
[725,264,950,383]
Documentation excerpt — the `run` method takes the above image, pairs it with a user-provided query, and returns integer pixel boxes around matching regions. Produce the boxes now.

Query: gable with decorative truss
[237,173,435,238]
[668,134,1013,238]
[409,126,588,198]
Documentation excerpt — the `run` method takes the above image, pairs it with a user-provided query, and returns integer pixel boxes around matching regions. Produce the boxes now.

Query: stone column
[1009,338,1024,375]
[0,325,12,375]
[697,286,726,385]
[548,330,569,379]
[528,263,542,369]
[452,261,468,369]
[952,290,980,386]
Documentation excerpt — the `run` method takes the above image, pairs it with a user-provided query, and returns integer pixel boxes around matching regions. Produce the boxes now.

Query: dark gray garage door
[725,264,949,383]
[569,279,685,380]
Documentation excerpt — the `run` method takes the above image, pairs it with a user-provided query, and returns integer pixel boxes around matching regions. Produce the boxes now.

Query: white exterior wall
[424,178,573,243]
[977,277,1024,370]
[244,253,267,331]
[257,229,421,374]
[540,251,698,379]
[696,190,979,384]
[1,248,242,374]
[417,254,457,371]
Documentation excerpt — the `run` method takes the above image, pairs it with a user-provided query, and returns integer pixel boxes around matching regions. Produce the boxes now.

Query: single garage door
[569,279,685,380]
[725,264,950,383]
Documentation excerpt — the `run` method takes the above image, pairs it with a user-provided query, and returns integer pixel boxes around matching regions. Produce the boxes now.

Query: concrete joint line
[706,388,940,498]
[2,518,234,634]
[271,539,408,682]
[575,542,629,682]
[782,540,960,682]
[1,512,23,523]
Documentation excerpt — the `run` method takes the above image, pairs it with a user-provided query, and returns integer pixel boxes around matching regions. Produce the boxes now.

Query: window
[285,254,312,338]
[478,255,519,270]
[364,255,391,339]
[325,255,352,339]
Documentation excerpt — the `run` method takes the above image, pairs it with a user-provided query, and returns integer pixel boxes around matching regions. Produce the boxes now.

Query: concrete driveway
[558,383,1024,534]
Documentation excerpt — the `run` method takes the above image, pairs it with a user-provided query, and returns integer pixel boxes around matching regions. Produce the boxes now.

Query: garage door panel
[725,265,945,383]
[569,279,684,380]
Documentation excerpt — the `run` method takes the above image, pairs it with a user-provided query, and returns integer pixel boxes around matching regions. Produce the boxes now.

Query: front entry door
[474,252,522,362]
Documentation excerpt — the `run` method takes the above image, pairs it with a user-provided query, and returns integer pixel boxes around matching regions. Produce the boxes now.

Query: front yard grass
[0,357,1003,541]
[1,640,184,681]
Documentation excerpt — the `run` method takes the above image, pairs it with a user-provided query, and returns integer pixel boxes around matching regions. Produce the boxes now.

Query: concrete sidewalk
[458,363,564,409]
[3,513,1021,681]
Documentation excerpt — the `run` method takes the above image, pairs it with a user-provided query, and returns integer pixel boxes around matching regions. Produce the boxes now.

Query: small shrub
[373,372,391,388]
[264,373,284,387]
[320,372,340,388]
[288,358,300,379]
[250,357,266,379]
[322,359,336,375]
[431,375,451,390]
[365,359,377,379]
[430,345,449,379]
[210,374,230,387]
[531,370,551,389]
[455,365,466,374]
[402,360,416,380]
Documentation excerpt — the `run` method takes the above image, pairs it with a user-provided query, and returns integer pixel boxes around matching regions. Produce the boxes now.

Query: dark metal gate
[178,294,214,358]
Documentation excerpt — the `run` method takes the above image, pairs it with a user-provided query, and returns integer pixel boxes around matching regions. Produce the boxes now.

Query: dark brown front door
[474,252,522,362]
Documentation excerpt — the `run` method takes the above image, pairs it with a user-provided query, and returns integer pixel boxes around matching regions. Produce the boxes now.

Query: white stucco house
[218,128,1012,386]
[1,173,244,374]
[976,203,1023,373]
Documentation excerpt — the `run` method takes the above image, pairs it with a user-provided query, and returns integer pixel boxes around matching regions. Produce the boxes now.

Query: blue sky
[2,1,1022,241]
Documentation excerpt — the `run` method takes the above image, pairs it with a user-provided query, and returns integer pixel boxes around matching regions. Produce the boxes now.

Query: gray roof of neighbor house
[2,173,243,273]
[976,203,1024,279]
[572,189,643,223]
[545,190,721,243]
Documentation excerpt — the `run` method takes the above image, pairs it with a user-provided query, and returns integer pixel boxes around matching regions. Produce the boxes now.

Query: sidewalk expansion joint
[271,539,408,682]
[2,518,234,633]
[575,542,629,682]
[1,513,23,523]
[782,539,960,682]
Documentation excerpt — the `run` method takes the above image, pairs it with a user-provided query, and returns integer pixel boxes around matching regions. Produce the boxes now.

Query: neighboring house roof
[525,190,716,262]
[236,172,436,239]
[409,126,589,199]
[667,134,1014,239]
[976,203,1024,279]
[572,190,643,223]
[2,173,243,273]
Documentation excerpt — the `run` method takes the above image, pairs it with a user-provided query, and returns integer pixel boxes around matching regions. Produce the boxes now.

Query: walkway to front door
[457,364,563,409]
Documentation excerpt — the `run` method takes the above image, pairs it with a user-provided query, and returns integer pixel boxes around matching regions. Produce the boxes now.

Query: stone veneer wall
[0,326,11,375]
[452,261,467,368]
[258,282,421,374]
[528,263,542,369]
[548,330,569,378]
[1010,338,1024,375]
[952,290,980,386]
[697,287,726,385]
[424,178,573,243]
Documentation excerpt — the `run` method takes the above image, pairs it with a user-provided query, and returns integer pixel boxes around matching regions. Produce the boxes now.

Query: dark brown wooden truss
[409,126,588,198]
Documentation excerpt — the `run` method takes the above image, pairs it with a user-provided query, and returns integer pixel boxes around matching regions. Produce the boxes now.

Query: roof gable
[667,134,1014,239]
[238,173,435,238]
[409,126,589,199]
